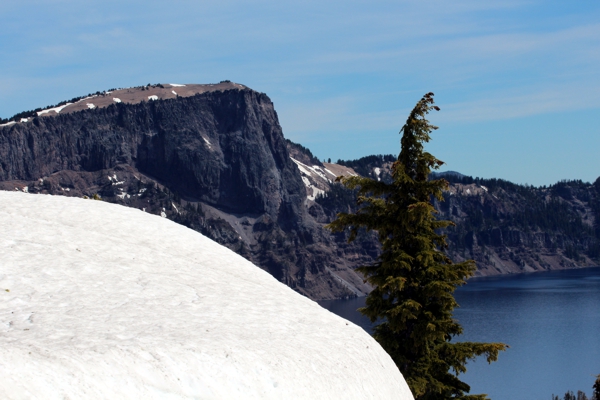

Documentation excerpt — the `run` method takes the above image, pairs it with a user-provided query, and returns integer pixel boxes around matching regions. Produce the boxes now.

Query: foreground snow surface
[0,192,413,399]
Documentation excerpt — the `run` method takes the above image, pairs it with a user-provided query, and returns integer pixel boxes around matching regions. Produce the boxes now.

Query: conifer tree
[593,375,600,400]
[327,93,507,399]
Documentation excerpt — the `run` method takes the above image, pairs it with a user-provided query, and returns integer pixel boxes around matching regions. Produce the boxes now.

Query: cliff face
[0,85,371,300]
[436,179,600,276]
[1,89,301,220]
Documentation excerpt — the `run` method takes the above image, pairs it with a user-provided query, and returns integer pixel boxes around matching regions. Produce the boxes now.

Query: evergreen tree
[593,375,600,400]
[577,390,590,400]
[327,93,507,399]
[563,391,576,400]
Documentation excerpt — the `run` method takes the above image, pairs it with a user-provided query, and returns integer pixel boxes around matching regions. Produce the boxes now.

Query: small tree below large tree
[327,93,507,400]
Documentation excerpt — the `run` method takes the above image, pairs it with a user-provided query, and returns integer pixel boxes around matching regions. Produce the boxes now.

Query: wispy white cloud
[1,0,600,185]
[439,82,600,123]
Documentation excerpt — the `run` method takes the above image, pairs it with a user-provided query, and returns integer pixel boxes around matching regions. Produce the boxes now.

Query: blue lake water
[318,267,600,400]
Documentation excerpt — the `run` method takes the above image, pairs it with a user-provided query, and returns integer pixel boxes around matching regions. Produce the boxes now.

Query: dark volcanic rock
[1,90,302,221]
[0,87,370,300]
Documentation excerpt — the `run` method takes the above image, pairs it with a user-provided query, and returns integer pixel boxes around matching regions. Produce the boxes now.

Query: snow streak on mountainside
[0,191,413,400]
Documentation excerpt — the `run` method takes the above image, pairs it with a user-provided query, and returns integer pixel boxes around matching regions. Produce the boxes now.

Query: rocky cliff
[3,83,597,301]
[310,155,600,277]
[437,177,600,276]
[0,83,371,300]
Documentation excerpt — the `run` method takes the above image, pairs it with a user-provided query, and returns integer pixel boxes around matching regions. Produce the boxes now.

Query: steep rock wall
[0,88,370,300]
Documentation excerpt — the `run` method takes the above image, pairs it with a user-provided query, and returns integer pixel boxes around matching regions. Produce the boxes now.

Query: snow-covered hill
[0,192,413,399]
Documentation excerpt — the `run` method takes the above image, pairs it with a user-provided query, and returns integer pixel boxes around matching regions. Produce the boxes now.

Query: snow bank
[0,192,413,400]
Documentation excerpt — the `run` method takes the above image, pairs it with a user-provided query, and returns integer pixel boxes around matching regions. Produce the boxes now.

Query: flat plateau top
[44,82,247,115]
[1,82,248,126]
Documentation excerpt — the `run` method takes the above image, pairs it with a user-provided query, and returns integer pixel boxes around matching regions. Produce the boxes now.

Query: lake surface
[318,267,600,400]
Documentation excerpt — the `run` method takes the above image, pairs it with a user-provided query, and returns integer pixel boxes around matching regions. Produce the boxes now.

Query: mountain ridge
[309,153,600,277]
[1,83,598,300]
[0,84,371,300]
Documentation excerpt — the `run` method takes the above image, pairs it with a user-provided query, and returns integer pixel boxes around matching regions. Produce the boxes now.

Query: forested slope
[313,154,600,276]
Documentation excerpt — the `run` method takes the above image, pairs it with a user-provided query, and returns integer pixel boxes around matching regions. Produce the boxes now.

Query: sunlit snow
[169,83,186,87]
[113,98,122,103]
[290,157,313,176]
[0,192,413,399]
[324,168,337,177]
[37,103,72,116]
[86,103,96,109]
[310,187,325,201]
[301,176,311,187]
[290,158,331,182]
[0,121,15,127]
[148,95,159,101]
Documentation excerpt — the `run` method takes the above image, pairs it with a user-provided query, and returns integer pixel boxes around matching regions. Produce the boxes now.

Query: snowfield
[0,191,413,399]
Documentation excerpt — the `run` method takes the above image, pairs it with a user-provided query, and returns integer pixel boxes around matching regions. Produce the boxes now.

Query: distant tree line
[551,375,600,400]
[336,154,396,177]
[0,83,168,124]
[316,163,600,265]
[285,139,322,165]
[0,90,111,124]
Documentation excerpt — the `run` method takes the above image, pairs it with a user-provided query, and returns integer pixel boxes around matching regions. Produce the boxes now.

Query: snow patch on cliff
[374,167,381,181]
[290,158,331,182]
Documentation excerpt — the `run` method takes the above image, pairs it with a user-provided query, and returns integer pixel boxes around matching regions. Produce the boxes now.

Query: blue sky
[1,1,599,186]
